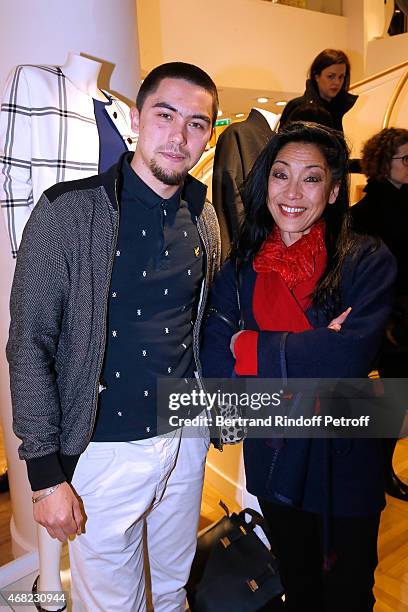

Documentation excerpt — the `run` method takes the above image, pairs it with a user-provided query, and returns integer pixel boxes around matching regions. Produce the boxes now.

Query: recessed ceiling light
[257,97,269,104]
[275,101,287,106]
[235,113,245,118]
[217,109,223,117]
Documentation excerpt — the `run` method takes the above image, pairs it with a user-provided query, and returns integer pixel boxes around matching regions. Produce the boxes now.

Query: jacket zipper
[89,180,121,437]
[195,218,223,450]
[265,447,280,491]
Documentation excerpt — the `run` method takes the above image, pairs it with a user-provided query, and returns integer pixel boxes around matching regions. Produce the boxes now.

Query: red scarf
[234,220,327,376]
[253,219,327,331]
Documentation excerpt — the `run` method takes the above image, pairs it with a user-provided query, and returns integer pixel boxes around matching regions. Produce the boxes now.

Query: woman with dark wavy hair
[201,122,396,611]
[279,49,357,132]
[352,127,408,501]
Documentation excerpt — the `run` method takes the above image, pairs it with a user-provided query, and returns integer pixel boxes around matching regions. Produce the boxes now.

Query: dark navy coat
[200,238,396,517]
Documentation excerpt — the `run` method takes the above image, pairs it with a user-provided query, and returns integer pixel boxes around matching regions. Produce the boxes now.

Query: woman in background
[279,49,357,132]
[352,127,408,501]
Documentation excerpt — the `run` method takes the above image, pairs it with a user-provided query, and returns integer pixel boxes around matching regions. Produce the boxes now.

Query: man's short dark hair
[136,62,219,127]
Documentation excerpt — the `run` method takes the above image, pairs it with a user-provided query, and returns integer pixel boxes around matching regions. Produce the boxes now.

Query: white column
[342,0,367,80]
[0,0,141,557]
[0,222,29,556]
[343,0,395,80]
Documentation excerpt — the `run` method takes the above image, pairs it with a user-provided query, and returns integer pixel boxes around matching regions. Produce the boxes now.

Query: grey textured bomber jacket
[7,152,221,490]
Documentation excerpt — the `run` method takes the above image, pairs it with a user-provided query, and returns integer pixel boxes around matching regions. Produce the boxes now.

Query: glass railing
[259,0,342,17]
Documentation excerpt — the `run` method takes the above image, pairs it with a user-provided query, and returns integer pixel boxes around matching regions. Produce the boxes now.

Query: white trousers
[69,425,209,611]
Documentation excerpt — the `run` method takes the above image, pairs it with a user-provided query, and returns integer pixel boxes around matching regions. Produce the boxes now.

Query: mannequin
[61,52,107,102]
[212,108,279,260]
[0,52,136,257]
[34,526,64,611]
[0,52,136,612]
[252,107,280,131]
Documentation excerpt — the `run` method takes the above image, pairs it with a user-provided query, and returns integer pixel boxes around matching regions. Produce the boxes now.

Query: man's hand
[33,482,83,542]
[327,306,352,332]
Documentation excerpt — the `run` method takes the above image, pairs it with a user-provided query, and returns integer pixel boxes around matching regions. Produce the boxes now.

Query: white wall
[0,0,140,101]
[342,0,405,80]
[342,0,368,81]
[306,0,342,15]
[345,64,408,158]
[136,0,348,94]
[366,33,408,76]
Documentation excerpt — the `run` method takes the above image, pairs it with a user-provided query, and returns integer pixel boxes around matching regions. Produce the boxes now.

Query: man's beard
[149,158,188,186]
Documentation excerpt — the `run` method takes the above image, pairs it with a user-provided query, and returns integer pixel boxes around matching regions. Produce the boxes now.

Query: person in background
[280,103,334,130]
[201,122,396,611]
[352,127,408,501]
[279,49,357,133]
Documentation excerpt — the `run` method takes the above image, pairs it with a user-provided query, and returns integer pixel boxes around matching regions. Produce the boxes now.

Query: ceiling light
[217,109,223,117]
[235,113,245,118]
[257,97,269,104]
[275,100,287,106]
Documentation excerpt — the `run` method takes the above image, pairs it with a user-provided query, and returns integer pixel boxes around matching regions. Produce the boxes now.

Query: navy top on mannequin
[93,98,127,171]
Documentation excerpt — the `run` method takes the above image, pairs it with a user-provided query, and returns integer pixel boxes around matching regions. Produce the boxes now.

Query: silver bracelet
[32,483,62,504]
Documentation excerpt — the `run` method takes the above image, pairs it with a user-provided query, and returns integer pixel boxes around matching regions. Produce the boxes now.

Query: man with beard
[8,62,220,611]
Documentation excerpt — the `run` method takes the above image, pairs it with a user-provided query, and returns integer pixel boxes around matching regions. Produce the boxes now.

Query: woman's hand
[230,330,245,358]
[327,306,352,332]
[230,306,351,358]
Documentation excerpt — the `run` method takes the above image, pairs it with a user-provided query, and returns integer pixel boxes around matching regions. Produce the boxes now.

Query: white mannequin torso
[61,52,107,102]
[253,107,280,131]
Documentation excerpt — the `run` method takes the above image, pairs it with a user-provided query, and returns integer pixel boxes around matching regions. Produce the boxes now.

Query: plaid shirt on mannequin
[0,64,137,257]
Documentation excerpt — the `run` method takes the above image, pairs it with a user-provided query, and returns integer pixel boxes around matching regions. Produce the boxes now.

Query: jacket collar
[121,154,182,210]
[102,152,207,217]
[364,178,408,199]
[304,79,358,115]
[246,108,275,132]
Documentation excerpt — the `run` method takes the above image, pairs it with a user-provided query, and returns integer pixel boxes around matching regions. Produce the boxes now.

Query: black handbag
[187,501,284,612]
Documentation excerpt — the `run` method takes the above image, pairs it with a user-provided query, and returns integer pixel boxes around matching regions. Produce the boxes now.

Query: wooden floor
[0,423,12,566]
[375,438,408,611]
[0,428,407,609]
